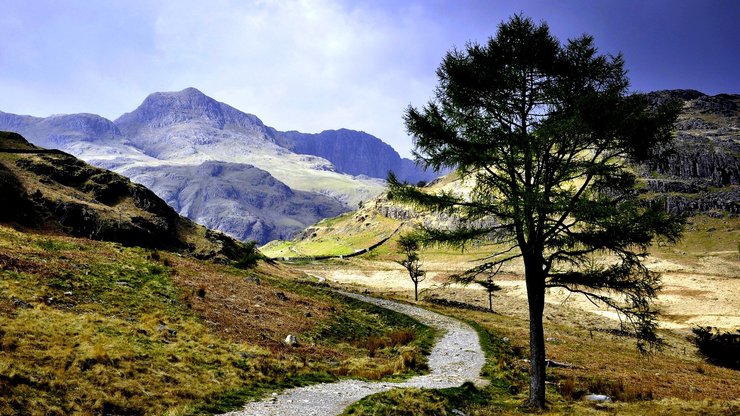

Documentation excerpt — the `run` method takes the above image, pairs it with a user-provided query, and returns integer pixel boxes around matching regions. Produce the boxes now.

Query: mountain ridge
[0,88,435,242]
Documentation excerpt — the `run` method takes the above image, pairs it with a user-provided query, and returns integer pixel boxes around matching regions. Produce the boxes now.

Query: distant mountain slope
[0,131,249,260]
[273,128,439,183]
[0,88,396,242]
[122,161,347,243]
[0,110,158,170]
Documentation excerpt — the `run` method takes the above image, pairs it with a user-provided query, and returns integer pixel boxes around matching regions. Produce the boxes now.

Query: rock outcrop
[642,90,739,215]
[273,128,440,184]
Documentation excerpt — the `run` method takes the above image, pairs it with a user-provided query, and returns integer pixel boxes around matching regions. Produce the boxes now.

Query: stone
[583,394,612,403]
[284,334,298,346]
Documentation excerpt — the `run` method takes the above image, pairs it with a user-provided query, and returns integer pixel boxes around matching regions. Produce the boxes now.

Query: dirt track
[223,290,485,416]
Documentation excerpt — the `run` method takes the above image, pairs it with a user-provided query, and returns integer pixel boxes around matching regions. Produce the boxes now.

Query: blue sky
[1,0,737,157]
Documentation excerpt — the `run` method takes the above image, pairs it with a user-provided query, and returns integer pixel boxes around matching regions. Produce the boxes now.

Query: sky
[1,0,738,158]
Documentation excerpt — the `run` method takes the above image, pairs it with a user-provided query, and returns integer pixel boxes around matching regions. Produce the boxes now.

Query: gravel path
[222,290,486,416]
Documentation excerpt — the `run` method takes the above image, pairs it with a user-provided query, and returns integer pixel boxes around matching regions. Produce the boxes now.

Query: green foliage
[691,326,740,370]
[389,14,684,407]
[233,240,263,269]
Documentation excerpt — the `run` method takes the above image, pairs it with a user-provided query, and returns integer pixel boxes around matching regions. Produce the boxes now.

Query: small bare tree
[451,262,503,312]
[476,265,503,312]
[397,234,426,301]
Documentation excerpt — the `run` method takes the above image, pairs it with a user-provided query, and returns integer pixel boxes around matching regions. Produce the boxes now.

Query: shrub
[691,326,740,369]
[389,329,415,346]
[234,241,263,269]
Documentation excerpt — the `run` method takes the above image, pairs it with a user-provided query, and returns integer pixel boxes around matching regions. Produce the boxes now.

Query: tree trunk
[488,290,493,312]
[414,281,418,301]
[524,259,547,408]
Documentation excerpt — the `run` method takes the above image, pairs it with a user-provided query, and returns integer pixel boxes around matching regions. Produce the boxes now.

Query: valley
[260,213,739,415]
[1,88,737,415]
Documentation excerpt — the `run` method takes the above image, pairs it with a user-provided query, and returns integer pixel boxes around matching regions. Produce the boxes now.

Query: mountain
[273,128,439,184]
[0,110,158,170]
[1,88,439,242]
[123,161,347,243]
[0,131,250,261]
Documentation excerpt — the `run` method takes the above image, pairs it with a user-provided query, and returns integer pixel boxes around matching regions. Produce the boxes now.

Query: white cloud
[146,0,443,156]
[2,0,737,159]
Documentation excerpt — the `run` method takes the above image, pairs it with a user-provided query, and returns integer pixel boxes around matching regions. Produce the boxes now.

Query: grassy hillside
[0,226,436,415]
[0,130,247,261]
[260,200,403,258]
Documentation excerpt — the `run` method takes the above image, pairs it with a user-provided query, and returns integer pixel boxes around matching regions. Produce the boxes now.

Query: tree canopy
[388,15,683,408]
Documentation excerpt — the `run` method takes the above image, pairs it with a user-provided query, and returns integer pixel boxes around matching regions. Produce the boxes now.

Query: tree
[476,264,503,313]
[396,233,427,301]
[450,262,502,312]
[388,15,683,408]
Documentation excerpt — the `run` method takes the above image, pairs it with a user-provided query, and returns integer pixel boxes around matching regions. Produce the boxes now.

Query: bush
[691,326,740,369]
[234,241,263,269]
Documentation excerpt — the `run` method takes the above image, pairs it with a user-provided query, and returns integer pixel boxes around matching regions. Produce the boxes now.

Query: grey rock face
[116,87,266,132]
[647,133,740,186]
[273,128,440,183]
[642,91,739,215]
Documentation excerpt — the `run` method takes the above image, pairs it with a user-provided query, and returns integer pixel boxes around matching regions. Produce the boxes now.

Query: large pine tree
[389,15,683,407]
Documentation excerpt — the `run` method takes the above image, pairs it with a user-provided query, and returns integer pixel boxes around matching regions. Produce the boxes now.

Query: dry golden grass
[287,231,739,414]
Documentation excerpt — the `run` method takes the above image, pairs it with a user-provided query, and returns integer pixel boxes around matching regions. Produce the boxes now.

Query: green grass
[0,226,437,415]
[343,383,488,415]
[260,209,401,259]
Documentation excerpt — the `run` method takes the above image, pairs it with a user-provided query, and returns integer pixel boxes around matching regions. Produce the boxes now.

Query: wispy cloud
[1,0,737,157]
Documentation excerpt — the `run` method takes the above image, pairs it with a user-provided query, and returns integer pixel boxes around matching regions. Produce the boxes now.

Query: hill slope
[0,131,247,260]
[273,128,439,184]
[0,223,435,414]
[643,90,739,214]
[123,161,347,243]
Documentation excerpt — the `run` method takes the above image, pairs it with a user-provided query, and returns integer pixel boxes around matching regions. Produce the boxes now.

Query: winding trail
[223,291,486,416]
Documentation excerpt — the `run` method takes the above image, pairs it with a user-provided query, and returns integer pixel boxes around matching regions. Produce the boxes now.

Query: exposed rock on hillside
[273,128,439,184]
[643,90,739,215]
[0,131,249,260]
[122,161,348,242]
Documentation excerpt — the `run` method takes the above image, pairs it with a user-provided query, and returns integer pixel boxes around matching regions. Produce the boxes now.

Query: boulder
[284,334,298,347]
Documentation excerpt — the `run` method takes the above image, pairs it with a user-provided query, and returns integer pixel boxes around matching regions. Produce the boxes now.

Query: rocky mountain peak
[115,87,224,131]
[114,87,268,137]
